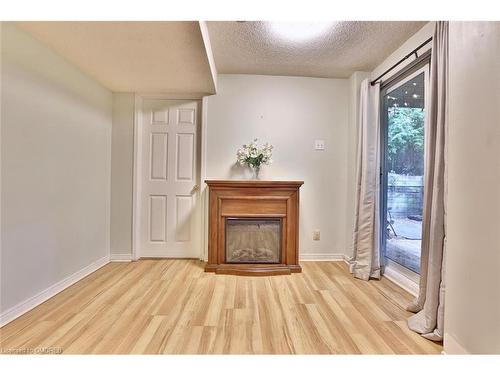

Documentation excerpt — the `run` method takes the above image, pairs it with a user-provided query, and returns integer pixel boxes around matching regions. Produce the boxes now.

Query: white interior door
[138,99,201,258]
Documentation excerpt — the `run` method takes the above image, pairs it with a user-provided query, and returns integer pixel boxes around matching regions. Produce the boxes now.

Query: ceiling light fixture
[268,22,335,42]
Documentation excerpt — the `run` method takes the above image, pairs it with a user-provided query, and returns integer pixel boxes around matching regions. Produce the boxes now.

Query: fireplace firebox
[205,180,303,276]
[225,218,281,264]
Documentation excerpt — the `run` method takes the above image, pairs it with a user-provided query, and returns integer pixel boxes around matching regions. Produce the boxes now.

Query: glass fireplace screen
[225,218,281,263]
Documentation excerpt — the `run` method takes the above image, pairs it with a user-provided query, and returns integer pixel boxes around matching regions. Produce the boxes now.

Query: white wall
[0,23,112,314]
[371,22,435,81]
[205,74,349,257]
[445,21,500,354]
[110,93,135,257]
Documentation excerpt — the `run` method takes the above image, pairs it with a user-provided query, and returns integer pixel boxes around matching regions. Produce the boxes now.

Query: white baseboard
[0,254,110,327]
[300,253,349,262]
[110,253,133,262]
[443,333,469,354]
[384,265,419,296]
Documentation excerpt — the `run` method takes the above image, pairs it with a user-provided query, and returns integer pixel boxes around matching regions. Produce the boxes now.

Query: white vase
[251,166,261,179]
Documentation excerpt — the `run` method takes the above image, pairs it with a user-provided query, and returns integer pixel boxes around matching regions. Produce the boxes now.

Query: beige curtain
[349,79,382,281]
[407,21,449,341]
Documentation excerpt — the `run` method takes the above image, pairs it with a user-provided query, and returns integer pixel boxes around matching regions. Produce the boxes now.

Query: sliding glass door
[381,64,429,279]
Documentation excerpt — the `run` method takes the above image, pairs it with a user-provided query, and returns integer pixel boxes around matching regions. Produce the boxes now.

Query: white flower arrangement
[236,138,273,171]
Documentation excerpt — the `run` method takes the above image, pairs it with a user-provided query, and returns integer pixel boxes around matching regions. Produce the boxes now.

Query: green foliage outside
[387,107,425,176]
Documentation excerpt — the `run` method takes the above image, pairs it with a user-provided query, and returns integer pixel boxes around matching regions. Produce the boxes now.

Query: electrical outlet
[313,230,321,241]
[314,139,325,151]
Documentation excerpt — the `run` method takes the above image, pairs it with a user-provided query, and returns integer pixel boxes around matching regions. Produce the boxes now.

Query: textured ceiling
[207,21,427,78]
[17,22,217,94]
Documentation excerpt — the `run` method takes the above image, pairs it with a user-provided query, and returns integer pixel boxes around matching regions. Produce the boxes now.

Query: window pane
[383,71,425,273]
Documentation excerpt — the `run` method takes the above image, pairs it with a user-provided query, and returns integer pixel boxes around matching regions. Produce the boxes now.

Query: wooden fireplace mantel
[205,179,303,276]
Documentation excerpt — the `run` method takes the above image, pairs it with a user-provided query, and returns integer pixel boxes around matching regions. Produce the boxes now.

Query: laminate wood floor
[0,260,442,354]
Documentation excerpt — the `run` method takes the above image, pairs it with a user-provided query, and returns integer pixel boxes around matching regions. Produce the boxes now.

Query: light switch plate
[314,139,325,151]
[313,230,321,241]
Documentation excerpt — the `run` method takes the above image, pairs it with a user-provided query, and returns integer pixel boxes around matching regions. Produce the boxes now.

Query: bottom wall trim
[299,253,349,261]
[384,266,419,296]
[0,255,110,327]
[443,333,469,354]
[110,253,133,262]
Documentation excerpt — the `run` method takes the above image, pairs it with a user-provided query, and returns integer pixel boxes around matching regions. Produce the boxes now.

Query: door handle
[191,184,200,194]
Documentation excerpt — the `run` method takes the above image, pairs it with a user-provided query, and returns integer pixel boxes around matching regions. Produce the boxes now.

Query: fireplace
[205,180,303,275]
[225,218,281,264]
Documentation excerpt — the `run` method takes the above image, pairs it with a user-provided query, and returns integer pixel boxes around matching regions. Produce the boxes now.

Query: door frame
[379,52,431,292]
[132,93,206,261]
